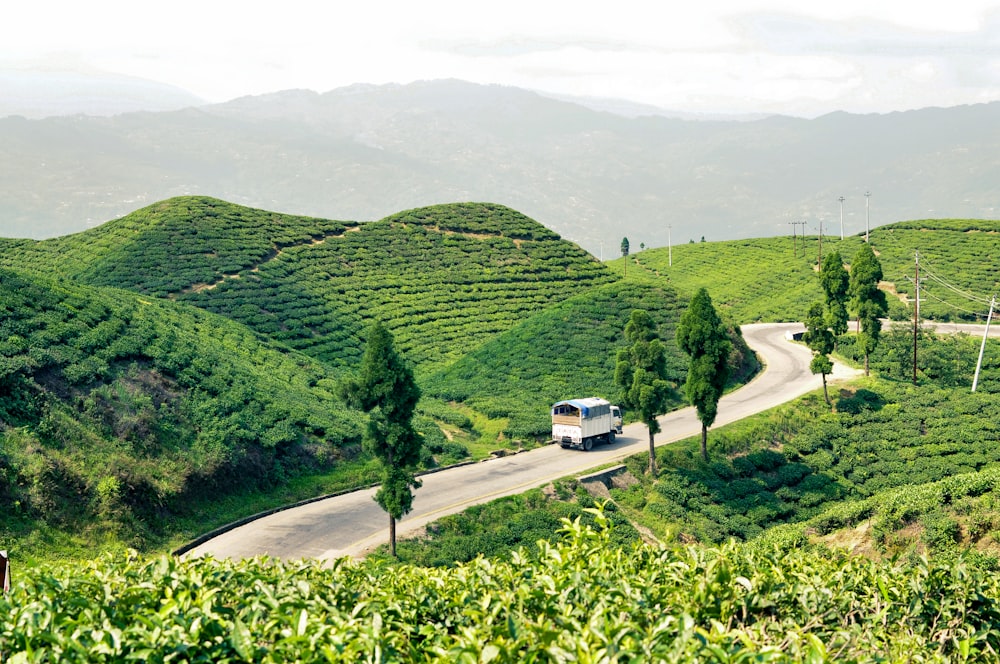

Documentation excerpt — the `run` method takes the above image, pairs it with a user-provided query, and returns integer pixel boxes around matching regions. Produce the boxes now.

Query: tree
[614,309,672,476]
[620,237,630,278]
[676,288,731,461]
[819,251,849,340]
[849,244,888,375]
[803,301,835,404]
[340,321,422,557]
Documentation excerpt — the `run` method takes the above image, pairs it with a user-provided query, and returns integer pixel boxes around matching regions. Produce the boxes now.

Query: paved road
[189,320,974,562]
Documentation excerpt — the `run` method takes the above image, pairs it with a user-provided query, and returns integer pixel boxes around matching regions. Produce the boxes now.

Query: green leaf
[230,616,254,661]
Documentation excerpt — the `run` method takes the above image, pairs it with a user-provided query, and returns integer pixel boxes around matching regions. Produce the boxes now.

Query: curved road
[182,322,866,562]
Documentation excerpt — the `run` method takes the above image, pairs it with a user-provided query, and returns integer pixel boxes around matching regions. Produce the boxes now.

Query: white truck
[551,397,623,451]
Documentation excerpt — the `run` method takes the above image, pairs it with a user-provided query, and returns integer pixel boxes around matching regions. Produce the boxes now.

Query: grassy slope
[0,267,369,558]
[5,199,1000,563]
[610,237,830,323]
[424,280,758,439]
[6,205,1000,657]
[0,197,646,557]
[402,221,1000,566]
[612,218,1000,324]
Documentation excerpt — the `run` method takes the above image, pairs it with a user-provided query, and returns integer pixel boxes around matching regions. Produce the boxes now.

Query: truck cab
[611,405,623,434]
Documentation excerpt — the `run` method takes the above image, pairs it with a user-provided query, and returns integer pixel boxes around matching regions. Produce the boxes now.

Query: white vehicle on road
[551,397,621,451]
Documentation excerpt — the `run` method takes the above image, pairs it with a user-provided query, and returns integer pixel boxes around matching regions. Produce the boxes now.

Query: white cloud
[3,0,1000,115]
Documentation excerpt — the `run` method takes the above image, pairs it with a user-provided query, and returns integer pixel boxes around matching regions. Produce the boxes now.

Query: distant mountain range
[2,78,998,253]
[0,65,205,118]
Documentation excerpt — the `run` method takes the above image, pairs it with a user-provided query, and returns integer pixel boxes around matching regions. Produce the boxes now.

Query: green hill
[0,196,353,290]
[6,199,1000,660]
[0,198,693,556]
[616,218,1000,324]
[0,267,366,555]
[6,197,1000,565]
[1,197,615,376]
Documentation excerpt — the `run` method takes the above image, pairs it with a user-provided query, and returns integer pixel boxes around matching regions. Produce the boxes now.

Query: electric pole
[865,191,871,243]
[817,219,823,267]
[838,196,845,240]
[788,221,798,257]
[973,296,996,393]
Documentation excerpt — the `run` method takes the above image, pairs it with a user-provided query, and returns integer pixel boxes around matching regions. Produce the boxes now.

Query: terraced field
[1,198,615,375]
[424,280,757,439]
[618,219,1000,324]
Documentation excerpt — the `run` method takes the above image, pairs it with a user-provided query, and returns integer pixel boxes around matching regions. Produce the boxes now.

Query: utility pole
[788,221,798,257]
[838,196,845,240]
[865,191,871,242]
[912,250,919,385]
[817,219,823,267]
[972,296,996,393]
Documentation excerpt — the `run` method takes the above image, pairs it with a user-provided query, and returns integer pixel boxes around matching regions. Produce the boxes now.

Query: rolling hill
[0,197,615,376]
[616,218,1000,324]
[7,198,1000,661]
[4,195,1000,563]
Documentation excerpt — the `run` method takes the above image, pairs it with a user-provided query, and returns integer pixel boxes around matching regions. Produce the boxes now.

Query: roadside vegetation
[424,280,758,442]
[0,268,370,559]
[389,332,1000,567]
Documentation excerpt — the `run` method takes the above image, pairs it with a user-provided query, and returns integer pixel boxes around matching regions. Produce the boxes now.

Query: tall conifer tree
[803,301,835,404]
[615,309,672,476]
[849,244,888,375]
[340,321,422,557]
[676,288,731,461]
[820,250,850,340]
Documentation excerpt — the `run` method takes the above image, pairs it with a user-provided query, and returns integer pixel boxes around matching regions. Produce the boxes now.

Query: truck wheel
[609,431,616,443]
[583,438,593,451]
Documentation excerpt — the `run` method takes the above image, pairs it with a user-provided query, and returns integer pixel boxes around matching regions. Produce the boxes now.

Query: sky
[4,0,1000,117]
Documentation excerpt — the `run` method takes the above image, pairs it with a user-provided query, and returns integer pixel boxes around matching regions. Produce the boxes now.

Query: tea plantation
[5,197,1000,662]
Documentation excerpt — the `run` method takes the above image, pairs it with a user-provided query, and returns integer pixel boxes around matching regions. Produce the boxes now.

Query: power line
[918,260,992,306]
[916,282,992,318]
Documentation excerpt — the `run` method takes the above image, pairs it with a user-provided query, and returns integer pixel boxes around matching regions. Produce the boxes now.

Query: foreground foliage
[377,487,640,567]
[4,512,999,662]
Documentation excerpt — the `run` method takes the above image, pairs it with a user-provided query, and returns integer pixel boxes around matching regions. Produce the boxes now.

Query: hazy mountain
[0,65,205,118]
[2,79,998,253]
